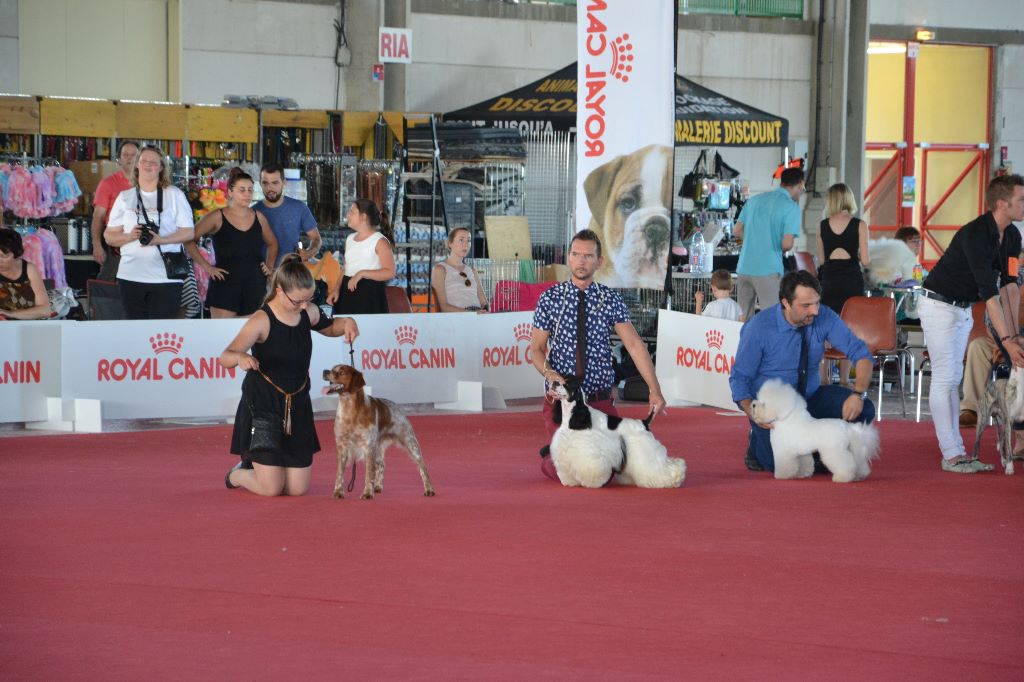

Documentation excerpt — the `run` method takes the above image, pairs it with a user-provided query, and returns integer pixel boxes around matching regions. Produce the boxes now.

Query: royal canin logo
[150,333,184,355]
[97,331,236,382]
[677,328,734,375]
[394,325,418,346]
[482,323,535,368]
[610,33,634,82]
[361,325,455,371]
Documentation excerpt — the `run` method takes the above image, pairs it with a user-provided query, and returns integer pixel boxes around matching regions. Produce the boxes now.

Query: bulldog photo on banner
[577,0,675,290]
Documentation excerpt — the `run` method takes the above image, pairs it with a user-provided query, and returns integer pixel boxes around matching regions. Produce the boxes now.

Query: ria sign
[379,27,412,64]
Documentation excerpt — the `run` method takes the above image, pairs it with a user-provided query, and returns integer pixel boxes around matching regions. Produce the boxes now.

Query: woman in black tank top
[184,169,279,317]
[816,183,871,386]
[220,255,359,496]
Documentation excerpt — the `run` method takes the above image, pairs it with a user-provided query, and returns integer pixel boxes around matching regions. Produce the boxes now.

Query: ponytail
[263,253,314,306]
[353,197,394,246]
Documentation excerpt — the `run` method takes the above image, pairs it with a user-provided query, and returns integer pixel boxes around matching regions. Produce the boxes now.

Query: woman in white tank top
[431,227,489,312]
[328,199,395,315]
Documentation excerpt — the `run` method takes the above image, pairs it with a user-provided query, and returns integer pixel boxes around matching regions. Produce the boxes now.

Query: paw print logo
[394,325,418,346]
[610,33,634,83]
[513,323,532,342]
[150,332,184,355]
[705,330,724,350]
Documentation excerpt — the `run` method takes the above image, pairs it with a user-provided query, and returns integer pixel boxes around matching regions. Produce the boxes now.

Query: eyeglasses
[281,289,314,307]
[459,271,472,287]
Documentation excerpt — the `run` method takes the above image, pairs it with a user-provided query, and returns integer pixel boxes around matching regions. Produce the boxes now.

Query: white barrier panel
[1,313,547,423]
[61,319,247,419]
[476,312,543,400]
[655,310,743,411]
[315,312,466,406]
[0,321,64,422]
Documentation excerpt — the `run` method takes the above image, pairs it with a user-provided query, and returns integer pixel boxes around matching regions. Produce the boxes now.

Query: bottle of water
[689,228,705,273]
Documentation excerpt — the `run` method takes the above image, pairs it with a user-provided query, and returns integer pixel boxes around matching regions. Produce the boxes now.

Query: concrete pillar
[802,0,870,248]
[382,0,408,112]
[344,0,387,111]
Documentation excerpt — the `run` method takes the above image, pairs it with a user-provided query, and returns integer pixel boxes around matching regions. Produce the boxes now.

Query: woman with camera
[104,145,195,319]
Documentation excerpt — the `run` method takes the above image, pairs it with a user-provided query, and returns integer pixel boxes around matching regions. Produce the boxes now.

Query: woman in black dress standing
[816,182,871,387]
[185,168,278,317]
[220,255,358,496]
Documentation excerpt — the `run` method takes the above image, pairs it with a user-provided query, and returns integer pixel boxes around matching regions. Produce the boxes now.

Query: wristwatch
[858,390,869,401]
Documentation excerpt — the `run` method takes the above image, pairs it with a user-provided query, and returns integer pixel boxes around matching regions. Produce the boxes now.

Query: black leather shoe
[744,450,764,472]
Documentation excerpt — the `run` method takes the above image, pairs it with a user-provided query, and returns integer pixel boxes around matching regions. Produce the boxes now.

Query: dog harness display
[256,369,308,435]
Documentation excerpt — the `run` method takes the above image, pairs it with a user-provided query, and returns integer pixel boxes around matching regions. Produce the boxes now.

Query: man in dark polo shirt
[918,174,1024,473]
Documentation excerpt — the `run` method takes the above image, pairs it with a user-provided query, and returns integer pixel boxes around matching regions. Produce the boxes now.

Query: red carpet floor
[2,406,1022,680]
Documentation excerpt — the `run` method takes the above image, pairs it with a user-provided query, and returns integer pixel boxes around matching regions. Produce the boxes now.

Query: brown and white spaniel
[322,364,435,499]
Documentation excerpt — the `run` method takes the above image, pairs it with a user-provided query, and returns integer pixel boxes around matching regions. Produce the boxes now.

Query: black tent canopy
[443,62,788,148]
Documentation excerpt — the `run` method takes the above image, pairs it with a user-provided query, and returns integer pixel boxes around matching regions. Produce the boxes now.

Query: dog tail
[849,423,881,474]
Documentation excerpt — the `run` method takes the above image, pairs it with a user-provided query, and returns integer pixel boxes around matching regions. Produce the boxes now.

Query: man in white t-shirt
[694,268,743,321]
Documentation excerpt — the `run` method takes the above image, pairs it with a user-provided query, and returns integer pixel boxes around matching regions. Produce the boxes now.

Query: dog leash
[346,339,357,493]
[255,370,308,435]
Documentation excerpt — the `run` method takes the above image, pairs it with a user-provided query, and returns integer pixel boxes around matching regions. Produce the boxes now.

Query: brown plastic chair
[823,295,907,420]
[384,285,412,314]
[794,251,817,277]
[915,300,987,421]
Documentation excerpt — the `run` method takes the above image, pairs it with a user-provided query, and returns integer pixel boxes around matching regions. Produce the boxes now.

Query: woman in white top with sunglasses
[431,227,489,312]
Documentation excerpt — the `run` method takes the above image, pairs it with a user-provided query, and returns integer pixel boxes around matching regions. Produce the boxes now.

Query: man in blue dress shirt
[729,270,876,472]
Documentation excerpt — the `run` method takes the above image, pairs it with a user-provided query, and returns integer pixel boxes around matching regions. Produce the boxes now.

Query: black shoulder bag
[137,186,191,280]
[680,149,710,200]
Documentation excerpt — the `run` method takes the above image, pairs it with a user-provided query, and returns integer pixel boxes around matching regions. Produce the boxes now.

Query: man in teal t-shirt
[734,167,805,320]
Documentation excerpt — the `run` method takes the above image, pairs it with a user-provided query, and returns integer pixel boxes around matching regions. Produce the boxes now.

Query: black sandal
[225,460,248,489]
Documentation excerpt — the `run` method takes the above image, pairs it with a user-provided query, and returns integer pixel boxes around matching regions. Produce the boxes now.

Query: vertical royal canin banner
[577,0,675,290]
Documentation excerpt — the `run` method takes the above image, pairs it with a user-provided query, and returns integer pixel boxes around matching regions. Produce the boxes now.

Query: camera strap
[135,186,163,233]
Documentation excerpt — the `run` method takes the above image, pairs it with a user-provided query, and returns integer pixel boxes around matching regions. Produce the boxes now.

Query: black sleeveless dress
[819,217,865,314]
[206,210,266,316]
[229,304,322,468]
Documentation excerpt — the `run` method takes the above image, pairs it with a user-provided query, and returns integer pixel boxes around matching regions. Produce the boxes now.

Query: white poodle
[549,379,686,488]
[750,378,880,482]
[866,237,917,287]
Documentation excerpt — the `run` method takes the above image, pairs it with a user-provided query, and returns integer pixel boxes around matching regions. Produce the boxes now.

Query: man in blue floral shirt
[530,229,665,481]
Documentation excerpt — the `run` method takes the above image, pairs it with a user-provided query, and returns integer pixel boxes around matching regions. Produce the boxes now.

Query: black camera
[138,222,158,246]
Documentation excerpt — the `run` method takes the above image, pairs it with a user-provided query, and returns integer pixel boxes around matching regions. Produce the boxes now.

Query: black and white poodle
[549,377,686,488]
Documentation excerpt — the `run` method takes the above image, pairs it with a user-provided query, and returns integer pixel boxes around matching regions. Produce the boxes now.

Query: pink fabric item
[492,280,557,312]
[34,228,67,288]
[31,168,53,218]
[5,166,36,218]
[19,232,44,277]
[193,244,215,301]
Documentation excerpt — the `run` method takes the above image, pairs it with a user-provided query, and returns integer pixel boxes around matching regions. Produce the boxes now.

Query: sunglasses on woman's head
[459,271,472,287]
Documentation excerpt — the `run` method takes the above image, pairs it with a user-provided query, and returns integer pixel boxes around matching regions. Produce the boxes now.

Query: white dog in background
[751,379,880,482]
[549,379,686,489]
[866,237,918,287]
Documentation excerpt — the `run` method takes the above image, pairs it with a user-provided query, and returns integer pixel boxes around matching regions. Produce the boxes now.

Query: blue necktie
[796,326,809,395]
